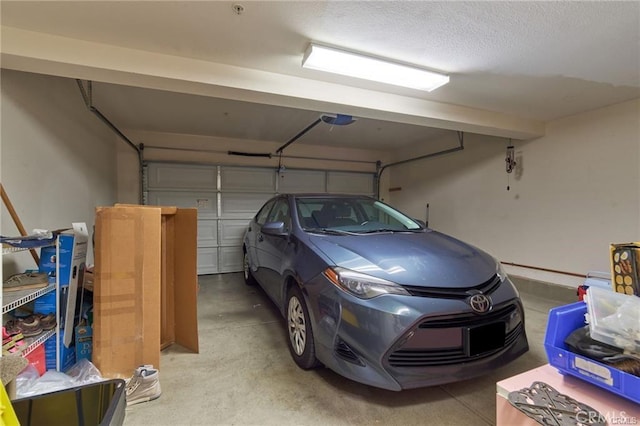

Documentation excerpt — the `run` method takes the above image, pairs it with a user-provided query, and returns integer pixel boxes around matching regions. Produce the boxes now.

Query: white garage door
[145,162,375,275]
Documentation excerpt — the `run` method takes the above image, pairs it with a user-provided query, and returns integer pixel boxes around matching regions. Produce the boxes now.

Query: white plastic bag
[15,359,105,398]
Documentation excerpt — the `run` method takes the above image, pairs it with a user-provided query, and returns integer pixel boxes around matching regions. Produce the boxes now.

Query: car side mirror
[262,221,288,236]
[413,219,427,228]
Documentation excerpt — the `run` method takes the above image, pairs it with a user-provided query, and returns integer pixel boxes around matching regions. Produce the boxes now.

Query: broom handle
[1,184,40,265]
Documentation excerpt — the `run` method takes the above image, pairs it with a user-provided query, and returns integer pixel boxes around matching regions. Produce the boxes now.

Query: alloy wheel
[243,252,250,280]
[288,296,306,356]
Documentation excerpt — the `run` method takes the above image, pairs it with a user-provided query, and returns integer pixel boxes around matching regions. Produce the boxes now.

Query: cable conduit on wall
[76,80,144,204]
[144,145,379,166]
[376,131,465,198]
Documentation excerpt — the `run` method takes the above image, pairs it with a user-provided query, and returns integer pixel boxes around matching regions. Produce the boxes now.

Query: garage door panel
[278,170,326,193]
[221,167,275,192]
[221,193,272,217]
[327,171,374,195]
[147,163,217,190]
[220,219,250,246]
[146,162,374,275]
[147,191,217,218]
[220,246,243,273]
[197,247,218,275]
[198,219,218,246]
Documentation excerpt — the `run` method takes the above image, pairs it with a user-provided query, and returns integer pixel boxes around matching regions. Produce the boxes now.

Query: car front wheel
[243,250,257,286]
[286,286,320,369]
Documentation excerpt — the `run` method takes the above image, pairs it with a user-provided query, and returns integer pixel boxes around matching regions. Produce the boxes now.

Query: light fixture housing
[302,43,450,92]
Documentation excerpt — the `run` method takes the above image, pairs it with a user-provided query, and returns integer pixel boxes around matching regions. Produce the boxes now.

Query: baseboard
[510,275,577,304]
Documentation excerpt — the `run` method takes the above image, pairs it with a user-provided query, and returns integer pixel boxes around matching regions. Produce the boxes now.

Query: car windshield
[295,196,423,234]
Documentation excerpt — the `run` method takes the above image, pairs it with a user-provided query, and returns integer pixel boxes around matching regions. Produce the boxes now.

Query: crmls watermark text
[576,410,638,425]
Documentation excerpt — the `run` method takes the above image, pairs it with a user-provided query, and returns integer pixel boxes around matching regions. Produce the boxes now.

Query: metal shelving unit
[2,239,60,370]
[2,284,56,314]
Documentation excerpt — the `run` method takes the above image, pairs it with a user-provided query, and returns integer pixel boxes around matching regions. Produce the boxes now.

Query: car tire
[286,286,320,369]
[243,250,257,286]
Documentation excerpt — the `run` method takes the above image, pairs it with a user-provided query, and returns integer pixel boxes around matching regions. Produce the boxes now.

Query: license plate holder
[466,322,506,357]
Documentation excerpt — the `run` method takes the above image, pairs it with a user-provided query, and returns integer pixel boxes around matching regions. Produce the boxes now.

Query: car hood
[308,230,497,288]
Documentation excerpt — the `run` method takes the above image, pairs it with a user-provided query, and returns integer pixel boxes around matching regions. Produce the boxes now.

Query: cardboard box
[39,234,74,285]
[610,242,640,296]
[75,325,92,362]
[34,287,69,329]
[33,291,56,314]
[93,205,198,378]
[45,331,75,372]
[63,223,89,347]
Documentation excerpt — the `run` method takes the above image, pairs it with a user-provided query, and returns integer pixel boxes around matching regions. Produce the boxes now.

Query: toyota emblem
[469,294,492,313]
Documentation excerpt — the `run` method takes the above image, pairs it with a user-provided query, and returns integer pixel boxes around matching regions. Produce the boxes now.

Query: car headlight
[323,267,410,299]
[496,260,508,282]
[506,304,524,333]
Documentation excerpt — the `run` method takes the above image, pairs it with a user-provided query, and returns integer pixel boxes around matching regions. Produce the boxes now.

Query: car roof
[286,193,374,199]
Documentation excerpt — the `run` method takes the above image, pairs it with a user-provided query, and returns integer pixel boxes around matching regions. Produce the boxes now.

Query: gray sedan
[243,194,528,391]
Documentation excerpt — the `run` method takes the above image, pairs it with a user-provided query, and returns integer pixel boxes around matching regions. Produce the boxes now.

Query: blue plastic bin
[544,301,640,404]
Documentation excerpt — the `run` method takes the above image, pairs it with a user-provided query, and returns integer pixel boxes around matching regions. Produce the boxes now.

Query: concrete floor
[124,273,575,426]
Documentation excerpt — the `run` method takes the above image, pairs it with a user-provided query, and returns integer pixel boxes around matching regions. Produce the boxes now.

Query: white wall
[388,99,640,287]
[1,70,118,275]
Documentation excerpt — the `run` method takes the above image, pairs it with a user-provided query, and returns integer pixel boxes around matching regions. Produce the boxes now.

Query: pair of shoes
[4,316,42,338]
[34,313,56,330]
[126,366,161,406]
[3,272,49,292]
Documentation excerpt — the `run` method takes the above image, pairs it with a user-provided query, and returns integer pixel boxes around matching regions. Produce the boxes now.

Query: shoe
[124,364,154,384]
[2,332,24,345]
[2,332,25,352]
[3,272,48,292]
[35,313,56,331]
[4,317,42,338]
[126,366,161,406]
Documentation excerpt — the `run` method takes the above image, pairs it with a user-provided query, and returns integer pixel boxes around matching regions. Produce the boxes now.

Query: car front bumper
[303,273,529,391]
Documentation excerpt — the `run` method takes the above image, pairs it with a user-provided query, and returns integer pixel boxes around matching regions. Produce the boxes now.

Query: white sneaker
[124,364,154,386]
[126,367,161,406]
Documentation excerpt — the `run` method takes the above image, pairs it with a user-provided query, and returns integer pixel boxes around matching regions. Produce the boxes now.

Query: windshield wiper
[358,228,423,234]
[306,228,361,236]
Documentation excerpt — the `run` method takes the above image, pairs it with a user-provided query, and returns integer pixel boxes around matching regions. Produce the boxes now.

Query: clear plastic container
[585,286,640,352]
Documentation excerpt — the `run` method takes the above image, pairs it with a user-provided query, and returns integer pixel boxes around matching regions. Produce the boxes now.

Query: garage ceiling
[1,1,639,150]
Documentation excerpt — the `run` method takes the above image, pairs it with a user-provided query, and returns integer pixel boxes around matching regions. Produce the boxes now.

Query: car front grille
[418,304,516,328]
[401,274,501,299]
[387,304,523,368]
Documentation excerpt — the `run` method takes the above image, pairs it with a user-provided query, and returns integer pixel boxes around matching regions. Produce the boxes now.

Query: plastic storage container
[11,379,125,426]
[585,286,640,353]
[544,301,640,404]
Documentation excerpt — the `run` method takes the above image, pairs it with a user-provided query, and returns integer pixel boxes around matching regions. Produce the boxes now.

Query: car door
[258,198,292,304]
[246,199,276,281]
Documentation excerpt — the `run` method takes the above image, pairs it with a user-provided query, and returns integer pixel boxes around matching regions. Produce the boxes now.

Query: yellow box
[610,242,640,296]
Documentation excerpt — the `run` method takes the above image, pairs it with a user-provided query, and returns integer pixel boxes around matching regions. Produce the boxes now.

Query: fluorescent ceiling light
[302,43,450,92]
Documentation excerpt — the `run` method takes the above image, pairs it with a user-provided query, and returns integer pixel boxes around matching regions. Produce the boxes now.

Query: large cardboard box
[93,205,199,378]
[610,242,640,296]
